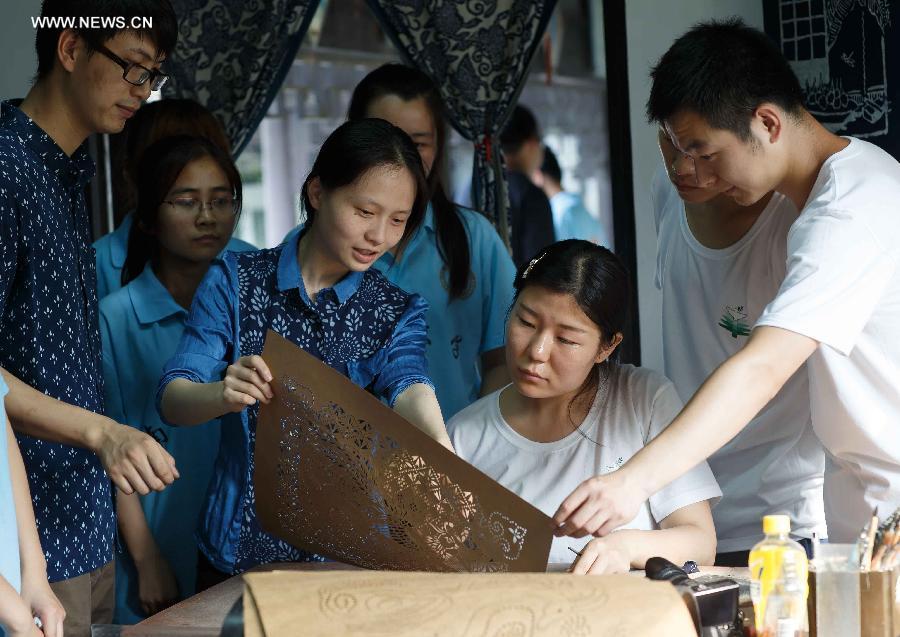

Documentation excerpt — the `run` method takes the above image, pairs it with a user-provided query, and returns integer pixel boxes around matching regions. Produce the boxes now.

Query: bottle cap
[763,514,791,535]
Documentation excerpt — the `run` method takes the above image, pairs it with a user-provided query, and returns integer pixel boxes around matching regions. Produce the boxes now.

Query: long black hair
[122,135,242,285]
[348,63,472,300]
[513,240,632,415]
[300,118,428,252]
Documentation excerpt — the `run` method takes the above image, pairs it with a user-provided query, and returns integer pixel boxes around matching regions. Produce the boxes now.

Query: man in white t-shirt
[552,19,900,543]
[652,132,825,564]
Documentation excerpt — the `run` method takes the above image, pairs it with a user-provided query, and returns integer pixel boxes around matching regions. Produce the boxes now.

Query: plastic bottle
[749,514,809,637]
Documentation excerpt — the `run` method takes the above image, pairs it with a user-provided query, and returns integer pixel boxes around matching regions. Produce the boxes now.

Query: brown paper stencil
[242,571,698,637]
[253,330,553,572]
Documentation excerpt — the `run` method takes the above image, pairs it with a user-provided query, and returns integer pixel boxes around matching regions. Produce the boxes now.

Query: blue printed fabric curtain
[367,0,557,243]
[163,0,320,156]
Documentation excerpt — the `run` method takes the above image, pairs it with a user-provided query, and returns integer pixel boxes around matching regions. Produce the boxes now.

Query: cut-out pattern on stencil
[273,376,528,570]
[254,330,552,572]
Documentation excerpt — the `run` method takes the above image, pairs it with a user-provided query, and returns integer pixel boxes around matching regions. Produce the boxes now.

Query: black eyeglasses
[163,196,240,217]
[95,44,169,91]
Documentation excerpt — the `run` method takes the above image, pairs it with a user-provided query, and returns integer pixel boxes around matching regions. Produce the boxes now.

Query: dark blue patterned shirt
[158,231,434,574]
[0,100,114,581]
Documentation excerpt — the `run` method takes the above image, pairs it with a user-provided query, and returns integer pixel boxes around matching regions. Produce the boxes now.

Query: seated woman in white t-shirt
[448,240,721,573]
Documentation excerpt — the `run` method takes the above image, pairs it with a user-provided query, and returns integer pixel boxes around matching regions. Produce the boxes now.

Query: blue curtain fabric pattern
[164,0,320,156]
[367,0,557,243]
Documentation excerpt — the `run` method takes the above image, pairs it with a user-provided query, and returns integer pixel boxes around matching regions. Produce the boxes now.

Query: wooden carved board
[243,570,698,637]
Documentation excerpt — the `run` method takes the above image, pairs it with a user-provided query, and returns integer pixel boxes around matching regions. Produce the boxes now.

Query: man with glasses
[95,42,171,92]
[0,2,178,634]
[651,129,825,566]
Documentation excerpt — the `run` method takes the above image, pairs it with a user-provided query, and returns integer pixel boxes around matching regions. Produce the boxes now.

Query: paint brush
[861,507,879,571]
[881,518,900,571]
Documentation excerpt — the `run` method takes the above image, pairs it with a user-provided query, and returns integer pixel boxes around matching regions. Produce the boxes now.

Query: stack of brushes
[862,506,900,571]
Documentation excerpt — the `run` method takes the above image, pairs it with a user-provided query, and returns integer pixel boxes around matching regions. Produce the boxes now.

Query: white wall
[0,1,40,100]
[625,1,764,372]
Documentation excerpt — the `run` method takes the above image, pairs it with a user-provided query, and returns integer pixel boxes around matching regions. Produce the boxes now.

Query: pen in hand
[566,545,584,573]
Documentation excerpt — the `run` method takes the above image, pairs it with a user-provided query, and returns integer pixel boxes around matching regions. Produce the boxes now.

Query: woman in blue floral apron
[156,118,452,588]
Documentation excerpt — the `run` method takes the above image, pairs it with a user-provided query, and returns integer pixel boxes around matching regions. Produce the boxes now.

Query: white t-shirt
[652,164,826,552]
[448,364,722,565]
[756,137,900,542]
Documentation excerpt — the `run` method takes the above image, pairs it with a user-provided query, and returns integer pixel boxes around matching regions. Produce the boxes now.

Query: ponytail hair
[348,63,473,300]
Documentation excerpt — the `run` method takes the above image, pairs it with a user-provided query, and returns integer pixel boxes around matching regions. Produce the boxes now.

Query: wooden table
[113,563,358,636]
[105,564,749,636]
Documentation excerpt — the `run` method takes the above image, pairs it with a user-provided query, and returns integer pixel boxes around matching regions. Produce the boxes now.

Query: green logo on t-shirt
[719,305,750,338]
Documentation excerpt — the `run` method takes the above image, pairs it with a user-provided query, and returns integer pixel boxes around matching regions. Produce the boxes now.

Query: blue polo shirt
[100,265,222,623]
[0,376,20,597]
[284,203,517,419]
[549,191,610,246]
[0,100,114,582]
[375,205,516,418]
[94,213,257,299]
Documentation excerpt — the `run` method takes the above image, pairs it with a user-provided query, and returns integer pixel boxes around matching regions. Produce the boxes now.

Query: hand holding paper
[223,355,274,410]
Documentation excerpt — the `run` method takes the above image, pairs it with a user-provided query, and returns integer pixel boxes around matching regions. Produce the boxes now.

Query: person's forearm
[611,522,716,569]
[4,369,179,497]
[160,378,228,426]
[117,491,161,565]
[1,367,114,451]
[121,495,179,615]
[622,346,791,500]
[0,576,35,636]
[7,420,47,581]
[9,427,63,637]
[393,383,453,450]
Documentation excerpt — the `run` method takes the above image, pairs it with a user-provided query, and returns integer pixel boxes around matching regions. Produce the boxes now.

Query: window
[779,0,827,62]
[235,0,613,251]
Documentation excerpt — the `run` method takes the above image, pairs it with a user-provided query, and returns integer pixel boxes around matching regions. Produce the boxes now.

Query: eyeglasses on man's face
[162,196,240,217]
[95,44,169,91]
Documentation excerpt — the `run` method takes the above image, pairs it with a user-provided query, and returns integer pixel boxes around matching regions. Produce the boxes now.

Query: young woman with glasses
[94,98,256,300]
[99,135,242,622]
